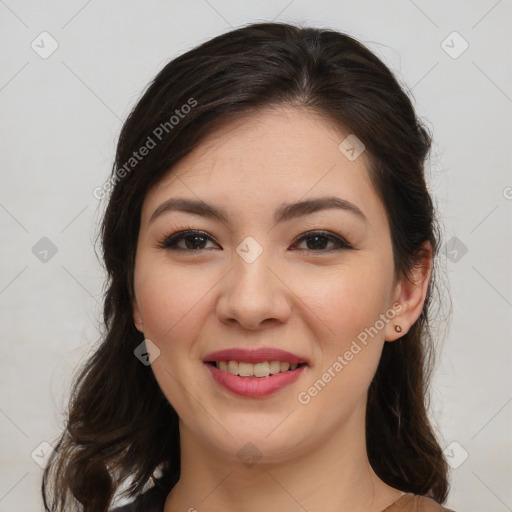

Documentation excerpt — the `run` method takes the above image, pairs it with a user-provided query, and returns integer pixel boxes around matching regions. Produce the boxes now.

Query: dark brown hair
[42,21,450,511]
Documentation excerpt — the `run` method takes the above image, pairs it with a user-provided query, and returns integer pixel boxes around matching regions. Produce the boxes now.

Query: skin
[132,105,432,512]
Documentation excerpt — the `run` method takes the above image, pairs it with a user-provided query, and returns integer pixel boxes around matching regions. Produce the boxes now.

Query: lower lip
[205,363,307,398]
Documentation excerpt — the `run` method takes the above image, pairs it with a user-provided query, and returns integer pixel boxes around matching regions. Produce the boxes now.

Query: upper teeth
[216,360,299,377]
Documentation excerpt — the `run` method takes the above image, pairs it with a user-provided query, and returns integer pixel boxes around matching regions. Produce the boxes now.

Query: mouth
[205,360,307,377]
[202,348,309,398]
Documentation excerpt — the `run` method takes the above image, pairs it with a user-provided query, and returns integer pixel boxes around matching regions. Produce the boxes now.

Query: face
[132,106,404,464]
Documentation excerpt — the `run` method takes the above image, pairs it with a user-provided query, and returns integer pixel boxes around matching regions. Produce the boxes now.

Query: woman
[42,22,455,512]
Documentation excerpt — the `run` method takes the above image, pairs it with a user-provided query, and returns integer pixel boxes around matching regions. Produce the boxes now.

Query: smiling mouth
[205,360,307,378]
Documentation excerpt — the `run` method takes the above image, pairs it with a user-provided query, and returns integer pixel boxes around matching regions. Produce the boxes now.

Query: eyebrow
[149,195,368,225]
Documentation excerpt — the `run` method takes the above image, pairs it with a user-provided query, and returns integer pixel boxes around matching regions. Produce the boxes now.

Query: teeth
[254,362,270,377]
[227,361,238,375]
[269,361,281,374]
[238,362,253,377]
[214,360,302,377]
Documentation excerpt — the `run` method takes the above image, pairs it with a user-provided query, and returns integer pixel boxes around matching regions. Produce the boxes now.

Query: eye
[158,229,353,253]
[158,230,219,251]
[291,231,353,252]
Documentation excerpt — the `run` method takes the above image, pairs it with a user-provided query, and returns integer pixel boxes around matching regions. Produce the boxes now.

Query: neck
[164,401,404,512]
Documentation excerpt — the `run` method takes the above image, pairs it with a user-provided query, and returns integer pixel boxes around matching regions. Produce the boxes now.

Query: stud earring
[394,325,402,333]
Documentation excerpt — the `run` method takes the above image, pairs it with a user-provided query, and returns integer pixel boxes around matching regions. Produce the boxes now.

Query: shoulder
[109,463,178,512]
[385,493,457,512]
[109,479,167,512]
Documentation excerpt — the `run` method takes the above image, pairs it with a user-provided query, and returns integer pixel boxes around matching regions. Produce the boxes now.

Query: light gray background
[1,1,511,511]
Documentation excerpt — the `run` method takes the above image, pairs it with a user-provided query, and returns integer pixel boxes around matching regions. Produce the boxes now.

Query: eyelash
[157,226,354,253]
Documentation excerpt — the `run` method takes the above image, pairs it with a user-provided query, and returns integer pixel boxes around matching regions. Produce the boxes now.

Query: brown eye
[291,231,353,252]
[159,230,219,251]
[158,229,353,253]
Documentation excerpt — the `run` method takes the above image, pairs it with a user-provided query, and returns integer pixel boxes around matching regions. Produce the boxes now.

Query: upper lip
[203,348,308,365]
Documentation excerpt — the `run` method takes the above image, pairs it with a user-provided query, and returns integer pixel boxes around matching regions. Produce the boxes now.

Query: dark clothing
[111,482,167,512]
[110,467,177,512]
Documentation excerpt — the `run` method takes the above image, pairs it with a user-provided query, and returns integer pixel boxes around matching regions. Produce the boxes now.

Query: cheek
[307,263,391,342]
[301,263,390,396]
[301,282,386,415]
[134,260,211,345]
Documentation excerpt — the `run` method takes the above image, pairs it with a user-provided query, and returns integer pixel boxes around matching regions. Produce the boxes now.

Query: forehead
[142,106,387,230]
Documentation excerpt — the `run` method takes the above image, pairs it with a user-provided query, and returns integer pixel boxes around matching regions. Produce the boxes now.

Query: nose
[216,250,291,331]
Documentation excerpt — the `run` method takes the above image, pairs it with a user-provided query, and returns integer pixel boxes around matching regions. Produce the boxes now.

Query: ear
[133,300,144,333]
[385,241,433,342]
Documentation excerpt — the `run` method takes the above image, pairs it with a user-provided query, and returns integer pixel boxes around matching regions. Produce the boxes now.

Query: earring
[394,325,402,333]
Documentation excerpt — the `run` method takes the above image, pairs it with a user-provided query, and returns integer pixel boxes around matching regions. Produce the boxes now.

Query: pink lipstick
[203,347,308,398]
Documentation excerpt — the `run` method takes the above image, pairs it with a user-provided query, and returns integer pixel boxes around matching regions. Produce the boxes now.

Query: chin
[187,414,312,467]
